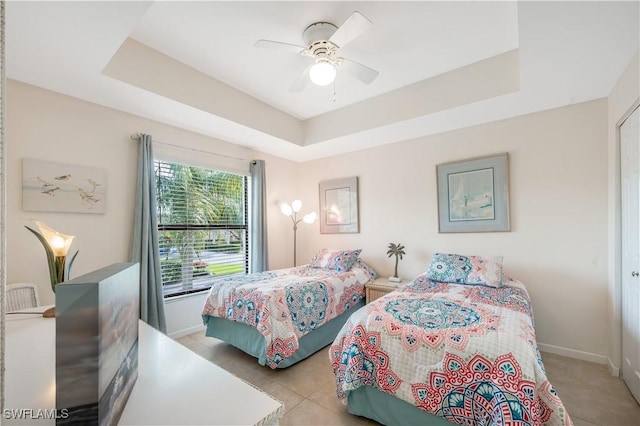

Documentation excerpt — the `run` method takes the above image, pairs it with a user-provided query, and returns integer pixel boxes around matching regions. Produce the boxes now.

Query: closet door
[621,103,640,404]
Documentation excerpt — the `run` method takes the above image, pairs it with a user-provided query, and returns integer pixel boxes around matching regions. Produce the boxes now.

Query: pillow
[309,248,362,272]
[352,258,378,280]
[425,253,504,287]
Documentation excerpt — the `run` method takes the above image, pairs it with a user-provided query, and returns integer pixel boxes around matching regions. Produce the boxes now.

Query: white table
[5,307,284,425]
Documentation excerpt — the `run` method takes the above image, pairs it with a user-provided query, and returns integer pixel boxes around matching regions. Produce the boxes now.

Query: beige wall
[7,79,613,361]
[296,99,610,362]
[6,80,298,312]
[607,51,640,373]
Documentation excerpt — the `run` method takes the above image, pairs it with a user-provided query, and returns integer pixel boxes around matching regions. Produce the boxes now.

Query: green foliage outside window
[155,160,248,296]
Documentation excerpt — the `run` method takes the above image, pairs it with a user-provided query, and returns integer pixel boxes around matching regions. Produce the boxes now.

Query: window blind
[155,160,249,298]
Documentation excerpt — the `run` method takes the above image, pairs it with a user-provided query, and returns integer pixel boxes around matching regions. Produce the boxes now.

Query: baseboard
[168,323,206,339]
[538,342,608,365]
[607,358,620,377]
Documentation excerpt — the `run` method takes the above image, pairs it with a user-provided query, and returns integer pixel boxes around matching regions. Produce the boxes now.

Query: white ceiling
[6,1,640,162]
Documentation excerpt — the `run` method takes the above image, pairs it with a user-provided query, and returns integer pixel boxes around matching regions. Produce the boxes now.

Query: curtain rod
[130,133,250,163]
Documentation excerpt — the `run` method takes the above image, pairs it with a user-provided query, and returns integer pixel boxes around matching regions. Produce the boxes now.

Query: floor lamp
[281,200,317,266]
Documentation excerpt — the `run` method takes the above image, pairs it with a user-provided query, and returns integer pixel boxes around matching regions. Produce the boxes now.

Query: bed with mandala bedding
[330,253,573,426]
[202,249,376,369]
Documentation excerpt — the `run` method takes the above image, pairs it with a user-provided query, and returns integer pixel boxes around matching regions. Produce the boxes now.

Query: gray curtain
[130,134,167,333]
[250,160,268,272]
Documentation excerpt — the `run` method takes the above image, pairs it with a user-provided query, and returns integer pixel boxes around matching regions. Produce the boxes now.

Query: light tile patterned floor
[175,331,640,425]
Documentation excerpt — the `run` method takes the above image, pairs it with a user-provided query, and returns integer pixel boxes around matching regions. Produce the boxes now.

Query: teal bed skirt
[347,385,456,425]
[203,299,365,368]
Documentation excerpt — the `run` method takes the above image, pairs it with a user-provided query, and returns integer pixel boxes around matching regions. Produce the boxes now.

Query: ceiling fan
[254,11,379,92]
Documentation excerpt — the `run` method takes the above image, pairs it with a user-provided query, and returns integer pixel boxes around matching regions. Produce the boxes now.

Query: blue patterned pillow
[352,258,378,280]
[426,253,504,287]
[309,248,362,272]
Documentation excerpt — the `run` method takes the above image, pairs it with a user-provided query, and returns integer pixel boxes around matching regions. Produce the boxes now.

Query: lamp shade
[302,212,317,224]
[26,221,79,295]
[280,203,293,216]
[36,221,75,256]
[291,200,302,213]
[309,61,336,86]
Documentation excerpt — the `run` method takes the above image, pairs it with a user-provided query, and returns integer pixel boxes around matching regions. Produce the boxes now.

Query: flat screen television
[55,262,140,425]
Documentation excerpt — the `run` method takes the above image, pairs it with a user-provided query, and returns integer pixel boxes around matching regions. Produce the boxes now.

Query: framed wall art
[22,158,107,214]
[436,153,510,233]
[319,176,359,234]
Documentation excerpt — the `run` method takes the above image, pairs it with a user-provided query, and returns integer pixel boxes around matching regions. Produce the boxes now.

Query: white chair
[7,283,40,312]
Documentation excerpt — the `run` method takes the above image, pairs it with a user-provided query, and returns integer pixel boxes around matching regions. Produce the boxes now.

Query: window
[155,160,249,298]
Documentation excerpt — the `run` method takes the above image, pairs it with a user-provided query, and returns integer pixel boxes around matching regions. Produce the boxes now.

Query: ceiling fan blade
[340,58,379,84]
[289,65,312,92]
[328,11,373,49]
[254,39,306,55]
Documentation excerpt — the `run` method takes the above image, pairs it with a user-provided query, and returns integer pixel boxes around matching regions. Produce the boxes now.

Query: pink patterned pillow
[309,248,362,272]
[466,255,504,287]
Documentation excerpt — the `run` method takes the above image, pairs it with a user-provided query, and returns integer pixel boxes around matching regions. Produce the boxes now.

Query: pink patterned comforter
[202,265,370,368]
[330,273,573,425]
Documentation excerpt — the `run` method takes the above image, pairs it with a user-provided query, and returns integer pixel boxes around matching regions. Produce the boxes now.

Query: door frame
[615,98,640,377]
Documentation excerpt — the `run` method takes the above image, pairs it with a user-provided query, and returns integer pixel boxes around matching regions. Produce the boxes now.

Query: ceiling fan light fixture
[309,60,336,86]
[254,11,377,92]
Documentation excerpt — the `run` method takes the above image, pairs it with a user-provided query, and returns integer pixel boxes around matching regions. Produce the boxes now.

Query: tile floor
[175,332,640,425]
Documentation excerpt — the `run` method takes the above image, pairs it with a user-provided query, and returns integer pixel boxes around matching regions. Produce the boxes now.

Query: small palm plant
[387,242,406,280]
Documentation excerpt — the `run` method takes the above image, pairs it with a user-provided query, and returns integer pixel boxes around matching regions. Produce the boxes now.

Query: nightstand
[365,277,401,304]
